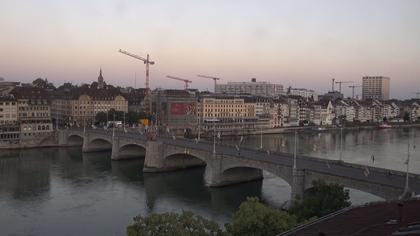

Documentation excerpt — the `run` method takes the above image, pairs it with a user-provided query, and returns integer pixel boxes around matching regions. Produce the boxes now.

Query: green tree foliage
[403,111,411,122]
[126,211,224,236]
[225,197,297,236]
[127,111,149,124]
[95,112,107,125]
[289,180,351,222]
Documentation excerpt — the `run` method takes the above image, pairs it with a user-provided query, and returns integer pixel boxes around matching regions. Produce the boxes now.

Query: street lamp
[339,127,343,162]
[213,119,216,156]
[293,129,297,170]
[260,122,263,150]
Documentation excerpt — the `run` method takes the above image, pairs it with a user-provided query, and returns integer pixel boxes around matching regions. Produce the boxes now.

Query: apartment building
[215,78,284,97]
[362,76,390,100]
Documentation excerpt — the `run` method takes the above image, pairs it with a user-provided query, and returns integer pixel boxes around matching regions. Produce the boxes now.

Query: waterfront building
[362,76,390,100]
[197,95,265,134]
[215,78,283,97]
[288,87,318,101]
[52,86,128,127]
[0,96,18,125]
[151,89,198,134]
[10,87,53,140]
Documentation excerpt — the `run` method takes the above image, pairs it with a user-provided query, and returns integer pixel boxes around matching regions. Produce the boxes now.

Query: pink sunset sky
[0,0,419,99]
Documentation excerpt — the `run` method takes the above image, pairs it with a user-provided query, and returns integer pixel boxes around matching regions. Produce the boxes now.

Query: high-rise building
[362,76,390,100]
[215,78,283,97]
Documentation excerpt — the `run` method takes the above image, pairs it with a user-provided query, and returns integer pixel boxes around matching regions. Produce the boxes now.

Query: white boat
[378,124,392,129]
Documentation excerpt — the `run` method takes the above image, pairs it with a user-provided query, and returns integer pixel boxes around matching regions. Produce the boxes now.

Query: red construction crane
[166,75,192,90]
[335,80,353,93]
[348,85,362,98]
[118,49,155,93]
[197,74,220,93]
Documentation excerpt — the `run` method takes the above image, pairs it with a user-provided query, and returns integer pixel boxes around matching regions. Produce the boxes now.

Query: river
[0,127,419,235]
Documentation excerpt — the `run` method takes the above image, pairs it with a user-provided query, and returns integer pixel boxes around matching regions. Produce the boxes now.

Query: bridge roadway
[59,128,420,202]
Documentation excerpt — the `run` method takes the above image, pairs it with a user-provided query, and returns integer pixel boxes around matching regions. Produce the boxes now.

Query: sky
[0,0,419,99]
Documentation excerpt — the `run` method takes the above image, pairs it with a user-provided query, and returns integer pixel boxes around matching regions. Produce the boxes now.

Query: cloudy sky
[1,0,419,98]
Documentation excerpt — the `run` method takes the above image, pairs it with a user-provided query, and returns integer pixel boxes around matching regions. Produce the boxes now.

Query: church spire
[98,67,105,89]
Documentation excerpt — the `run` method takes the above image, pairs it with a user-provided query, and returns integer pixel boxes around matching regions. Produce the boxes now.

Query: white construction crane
[166,75,192,90]
[335,80,353,94]
[118,49,155,93]
[414,92,420,99]
[348,85,362,98]
[197,74,220,92]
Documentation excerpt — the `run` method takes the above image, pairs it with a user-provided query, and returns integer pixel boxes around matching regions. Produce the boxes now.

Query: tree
[289,180,351,222]
[225,197,297,236]
[403,111,411,122]
[126,211,224,236]
[95,112,107,125]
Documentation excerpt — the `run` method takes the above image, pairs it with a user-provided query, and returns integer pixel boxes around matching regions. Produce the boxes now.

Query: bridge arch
[118,143,146,159]
[67,134,84,146]
[163,152,207,171]
[303,172,400,201]
[220,159,294,187]
[85,138,112,152]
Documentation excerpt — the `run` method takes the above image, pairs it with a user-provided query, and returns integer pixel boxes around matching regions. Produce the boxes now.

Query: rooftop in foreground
[280,198,420,236]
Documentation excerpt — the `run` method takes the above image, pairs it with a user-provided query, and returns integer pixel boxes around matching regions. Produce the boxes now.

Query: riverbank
[218,122,420,137]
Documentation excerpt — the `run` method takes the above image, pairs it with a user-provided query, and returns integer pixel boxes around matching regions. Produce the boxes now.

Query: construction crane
[348,85,362,99]
[197,74,220,93]
[335,80,353,94]
[166,75,192,90]
[414,92,420,99]
[118,49,155,93]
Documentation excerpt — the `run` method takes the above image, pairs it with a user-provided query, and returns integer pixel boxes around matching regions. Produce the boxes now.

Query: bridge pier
[291,169,306,204]
[111,137,120,160]
[57,130,68,146]
[143,141,166,172]
[82,133,90,152]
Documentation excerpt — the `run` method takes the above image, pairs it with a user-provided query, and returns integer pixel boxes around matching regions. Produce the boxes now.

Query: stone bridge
[58,129,420,202]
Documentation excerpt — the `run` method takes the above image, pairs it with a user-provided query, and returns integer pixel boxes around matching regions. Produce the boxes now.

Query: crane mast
[335,80,353,94]
[348,85,362,98]
[197,74,220,93]
[118,49,155,113]
[118,49,155,92]
[166,75,192,90]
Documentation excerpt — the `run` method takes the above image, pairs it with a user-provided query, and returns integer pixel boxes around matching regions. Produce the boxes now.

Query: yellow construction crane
[166,75,192,90]
[197,74,220,92]
[348,85,362,98]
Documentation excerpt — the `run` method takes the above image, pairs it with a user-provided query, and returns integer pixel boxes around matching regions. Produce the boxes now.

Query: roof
[280,198,420,236]
[10,87,50,100]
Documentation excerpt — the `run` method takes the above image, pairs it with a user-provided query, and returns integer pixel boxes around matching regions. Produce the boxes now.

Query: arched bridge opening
[163,153,206,171]
[118,144,146,160]
[85,138,112,152]
[67,135,83,146]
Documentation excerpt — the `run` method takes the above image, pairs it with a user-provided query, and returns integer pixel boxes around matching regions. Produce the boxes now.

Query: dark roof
[10,87,50,100]
[281,199,420,236]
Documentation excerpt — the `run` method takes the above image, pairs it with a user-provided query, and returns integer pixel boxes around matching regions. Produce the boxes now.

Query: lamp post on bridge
[293,129,298,170]
[260,122,263,150]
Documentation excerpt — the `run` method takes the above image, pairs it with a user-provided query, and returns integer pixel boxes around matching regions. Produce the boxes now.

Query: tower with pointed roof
[98,68,105,89]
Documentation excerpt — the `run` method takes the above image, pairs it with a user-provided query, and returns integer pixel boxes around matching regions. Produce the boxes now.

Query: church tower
[98,67,105,89]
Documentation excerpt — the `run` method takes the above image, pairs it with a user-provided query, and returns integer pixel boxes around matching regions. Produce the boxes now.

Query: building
[362,76,390,100]
[197,95,263,134]
[10,87,54,141]
[288,87,318,101]
[0,96,18,125]
[51,86,128,127]
[215,78,283,97]
[97,68,105,89]
[151,89,198,135]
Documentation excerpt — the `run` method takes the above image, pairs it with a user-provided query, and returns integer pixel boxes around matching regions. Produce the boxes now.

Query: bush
[225,197,297,236]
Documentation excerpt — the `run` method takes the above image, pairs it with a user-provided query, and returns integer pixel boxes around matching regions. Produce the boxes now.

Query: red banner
[170,102,196,115]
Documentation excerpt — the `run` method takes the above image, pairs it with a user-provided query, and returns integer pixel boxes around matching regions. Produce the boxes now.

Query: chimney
[251,78,256,82]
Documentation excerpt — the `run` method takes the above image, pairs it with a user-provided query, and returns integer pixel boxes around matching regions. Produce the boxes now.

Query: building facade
[215,78,283,97]
[362,76,390,100]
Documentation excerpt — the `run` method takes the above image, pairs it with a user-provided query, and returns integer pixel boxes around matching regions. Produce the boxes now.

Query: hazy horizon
[1,0,419,99]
